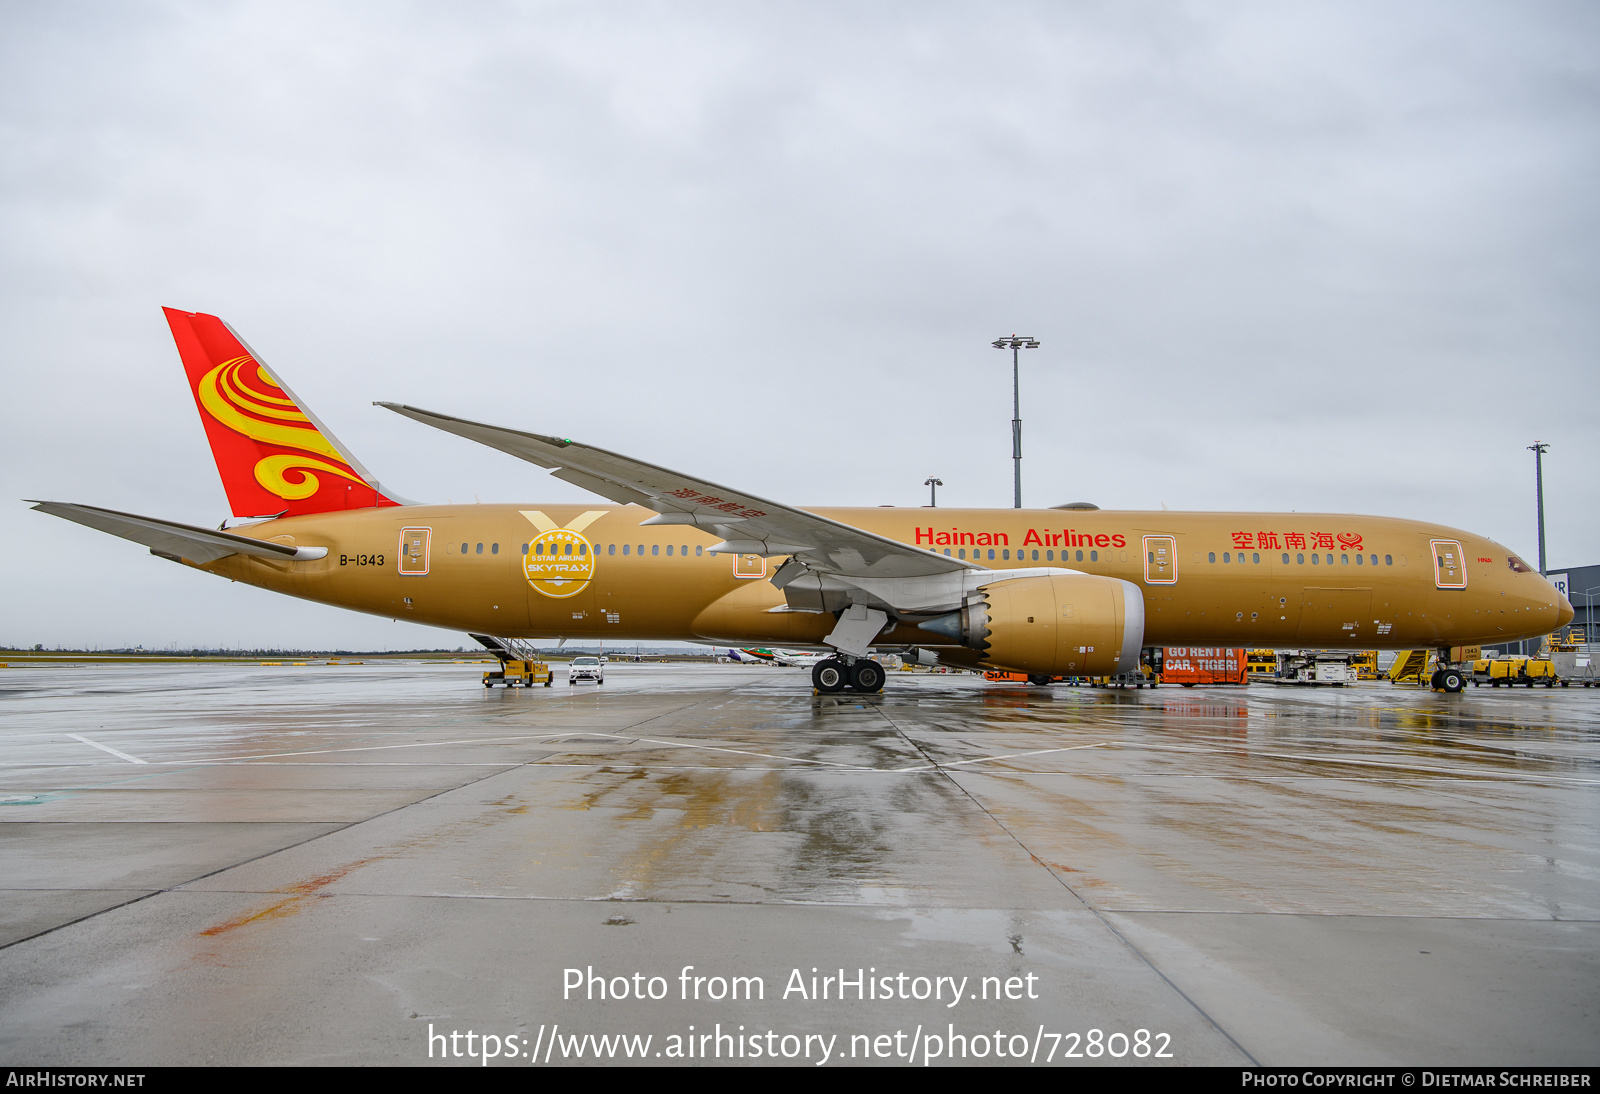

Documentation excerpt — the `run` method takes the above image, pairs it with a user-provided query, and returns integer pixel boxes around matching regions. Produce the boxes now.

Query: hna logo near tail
[164,308,400,518]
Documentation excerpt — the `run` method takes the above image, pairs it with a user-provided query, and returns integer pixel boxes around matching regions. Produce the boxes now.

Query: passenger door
[1431,539,1467,589]
[1143,535,1177,585]
[399,527,431,574]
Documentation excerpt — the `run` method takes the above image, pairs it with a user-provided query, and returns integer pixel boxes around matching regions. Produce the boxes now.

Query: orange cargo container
[1161,647,1248,686]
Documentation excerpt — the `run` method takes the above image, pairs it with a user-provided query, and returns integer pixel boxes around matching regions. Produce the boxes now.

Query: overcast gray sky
[3,1,1596,650]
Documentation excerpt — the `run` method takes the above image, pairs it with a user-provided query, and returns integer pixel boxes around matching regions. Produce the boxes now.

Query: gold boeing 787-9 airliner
[31,310,1573,694]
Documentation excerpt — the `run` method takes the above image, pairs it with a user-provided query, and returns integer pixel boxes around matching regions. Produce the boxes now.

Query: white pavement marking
[893,742,1109,772]
[66,734,148,764]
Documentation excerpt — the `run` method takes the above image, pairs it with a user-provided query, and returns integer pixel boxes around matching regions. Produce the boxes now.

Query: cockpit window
[1507,556,1534,573]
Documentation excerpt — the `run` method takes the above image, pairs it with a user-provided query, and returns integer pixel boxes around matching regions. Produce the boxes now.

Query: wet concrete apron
[0,662,1595,1065]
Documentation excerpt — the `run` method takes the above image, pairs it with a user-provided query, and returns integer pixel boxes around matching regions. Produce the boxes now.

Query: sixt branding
[913,528,1128,549]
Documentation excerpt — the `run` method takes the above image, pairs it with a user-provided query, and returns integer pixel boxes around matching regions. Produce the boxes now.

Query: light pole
[992,335,1039,508]
[1528,441,1550,575]
[924,477,942,507]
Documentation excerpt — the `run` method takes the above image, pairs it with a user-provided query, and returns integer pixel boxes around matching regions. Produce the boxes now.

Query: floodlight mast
[1528,441,1550,575]
[924,477,942,507]
[992,336,1039,508]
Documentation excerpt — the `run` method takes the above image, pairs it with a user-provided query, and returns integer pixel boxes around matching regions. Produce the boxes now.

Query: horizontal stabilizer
[28,501,327,564]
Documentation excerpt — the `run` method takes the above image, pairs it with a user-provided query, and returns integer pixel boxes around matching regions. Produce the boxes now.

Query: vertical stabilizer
[163,308,400,517]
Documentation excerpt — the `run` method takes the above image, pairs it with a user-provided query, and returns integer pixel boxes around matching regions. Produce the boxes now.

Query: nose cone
[1556,592,1575,631]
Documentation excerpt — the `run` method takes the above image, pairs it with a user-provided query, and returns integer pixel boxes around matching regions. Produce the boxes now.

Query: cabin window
[578,544,586,556]
[988,549,996,560]
[681,545,688,556]
[1385,554,1392,565]
[958,549,966,559]
[622,544,629,555]
[535,543,544,555]
[1297,553,1305,564]
[1282,553,1290,564]
[1252,552,1260,563]
[943,548,951,556]
[696,545,703,556]
[666,544,673,556]
[1340,553,1348,564]
[1311,553,1318,564]
[1224,552,1232,563]
[1075,550,1083,561]
[491,543,499,555]
[1090,550,1098,562]
[1325,554,1333,565]
[1208,552,1216,563]
[1356,553,1364,564]
[1031,549,1039,561]
[1046,550,1054,560]
[608,544,615,555]
[637,545,644,555]
[521,543,528,554]
[1001,549,1009,560]
[460,542,468,553]
[651,544,659,556]
[474,543,481,554]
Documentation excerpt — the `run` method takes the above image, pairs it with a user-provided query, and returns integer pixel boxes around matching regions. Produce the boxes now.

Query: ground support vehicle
[1246,649,1277,679]
[1087,671,1160,689]
[984,670,1065,685]
[1161,647,1246,687]
[1273,651,1354,686]
[1564,649,1598,687]
[1474,656,1564,688]
[473,633,552,688]
[1351,651,1380,680]
[484,659,551,688]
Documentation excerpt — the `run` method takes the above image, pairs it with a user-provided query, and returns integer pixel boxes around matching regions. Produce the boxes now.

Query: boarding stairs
[470,634,545,664]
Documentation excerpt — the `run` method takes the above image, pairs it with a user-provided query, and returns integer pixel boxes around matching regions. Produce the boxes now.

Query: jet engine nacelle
[919,573,1145,677]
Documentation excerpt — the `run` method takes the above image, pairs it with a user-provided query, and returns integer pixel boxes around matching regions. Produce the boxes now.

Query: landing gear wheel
[850,660,885,693]
[813,659,848,694]
[1028,674,1051,687]
[1439,669,1465,693]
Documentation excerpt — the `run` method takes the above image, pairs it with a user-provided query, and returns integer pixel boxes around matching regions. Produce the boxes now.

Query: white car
[568,656,605,685]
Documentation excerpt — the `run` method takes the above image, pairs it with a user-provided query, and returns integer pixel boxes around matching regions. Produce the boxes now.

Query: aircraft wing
[28,501,328,564]
[377,403,973,581]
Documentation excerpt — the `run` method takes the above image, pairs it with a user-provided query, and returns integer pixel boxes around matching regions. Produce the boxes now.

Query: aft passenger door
[399,527,431,574]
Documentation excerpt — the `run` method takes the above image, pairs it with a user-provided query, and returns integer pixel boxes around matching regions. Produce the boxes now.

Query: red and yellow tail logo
[164,308,398,517]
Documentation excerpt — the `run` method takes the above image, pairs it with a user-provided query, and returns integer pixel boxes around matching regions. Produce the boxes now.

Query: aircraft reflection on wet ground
[0,661,1594,1066]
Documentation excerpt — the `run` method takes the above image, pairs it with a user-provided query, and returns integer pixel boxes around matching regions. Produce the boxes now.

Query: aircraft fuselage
[194,503,1571,653]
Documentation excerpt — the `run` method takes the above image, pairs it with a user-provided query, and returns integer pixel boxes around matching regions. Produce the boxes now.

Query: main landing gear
[1430,667,1466,693]
[813,657,885,694]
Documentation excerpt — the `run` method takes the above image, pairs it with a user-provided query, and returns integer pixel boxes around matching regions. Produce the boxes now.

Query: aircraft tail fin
[162,308,402,518]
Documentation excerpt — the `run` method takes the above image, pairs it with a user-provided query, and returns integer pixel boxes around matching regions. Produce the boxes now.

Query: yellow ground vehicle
[1246,650,1276,678]
[473,633,552,687]
[483,659,552,688]
[1388,649,1431,684]
[1350,651,1379,680]
[1474,655,1560,687]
